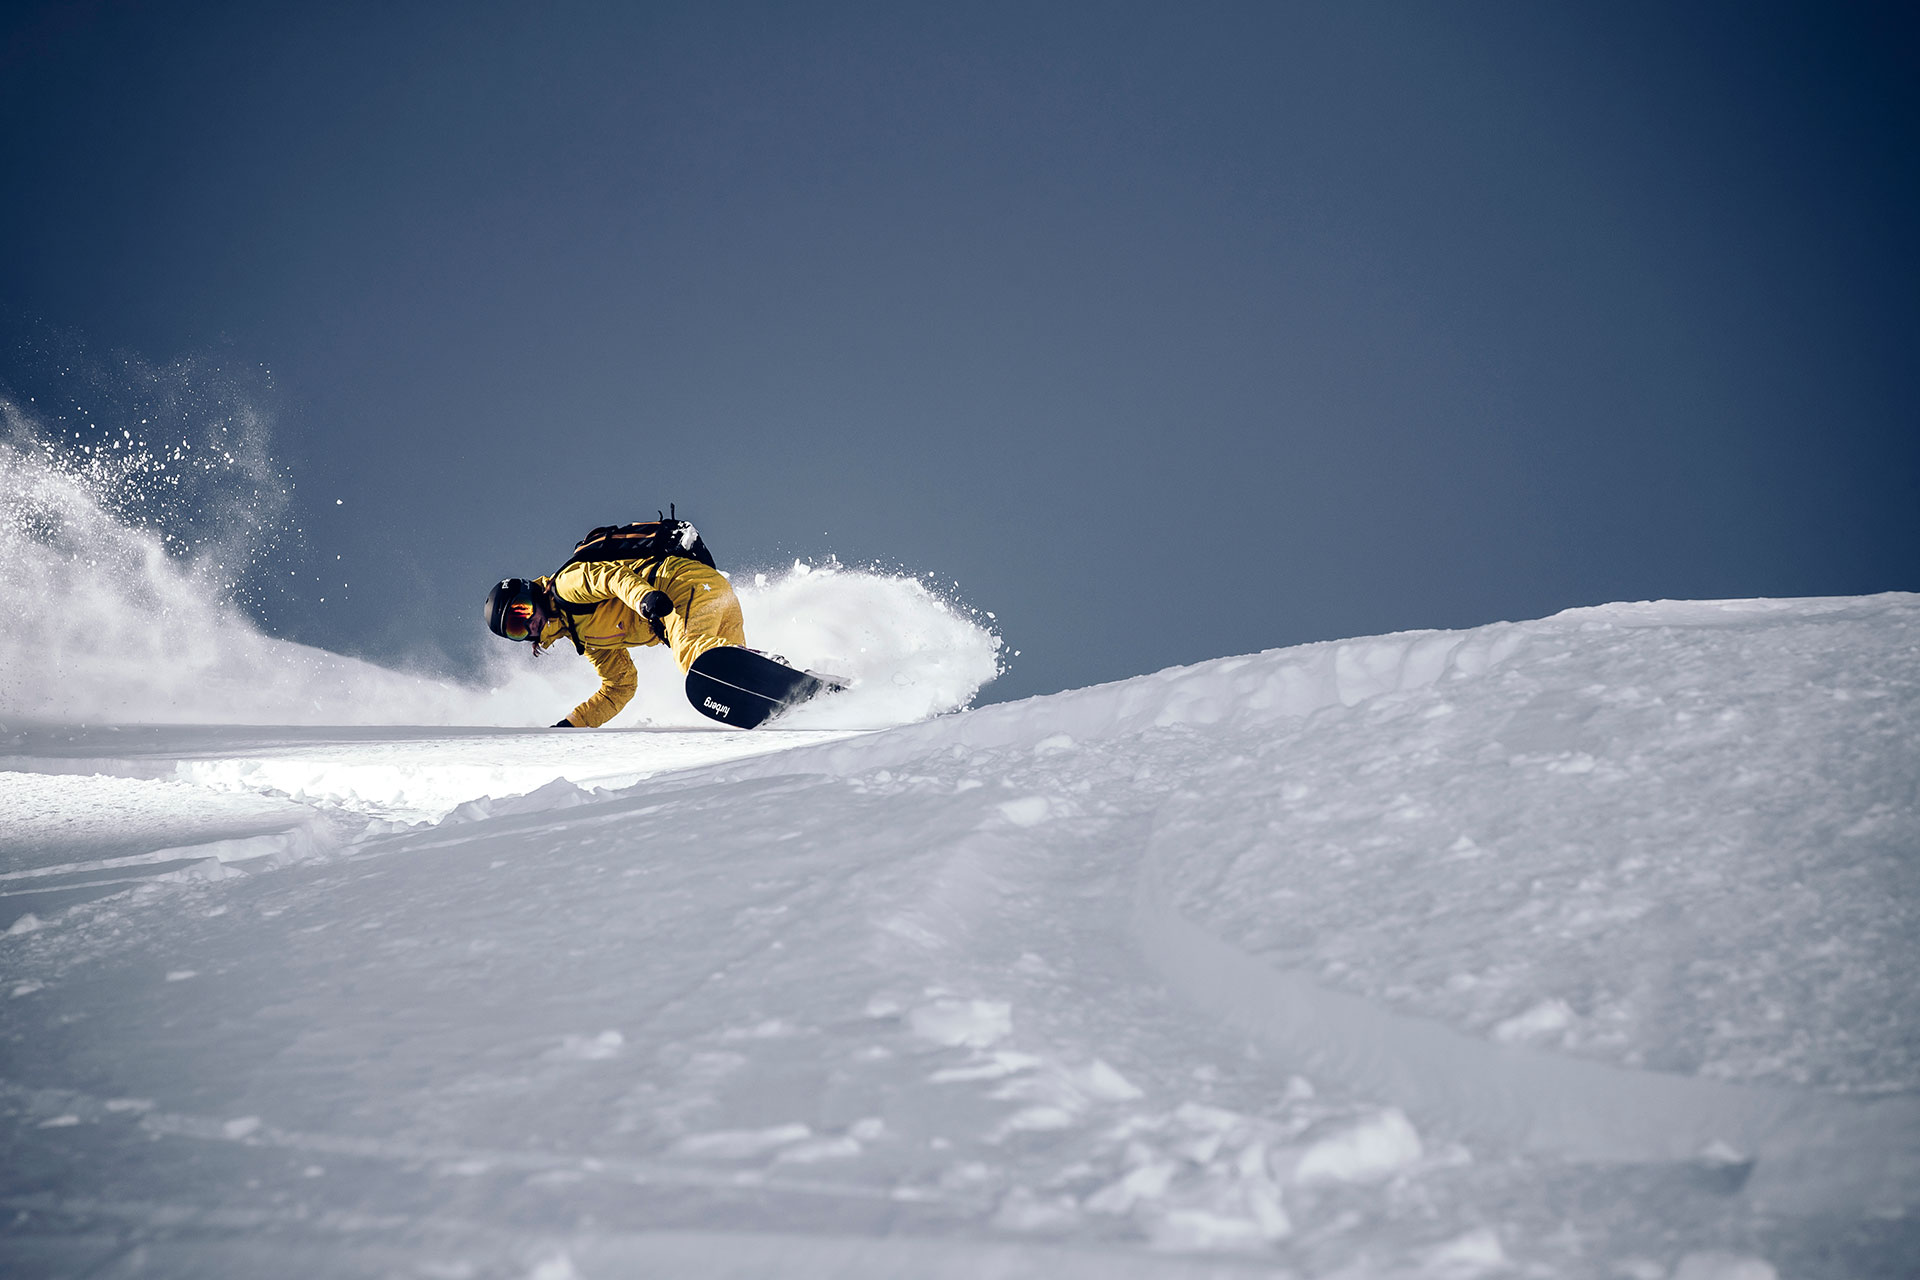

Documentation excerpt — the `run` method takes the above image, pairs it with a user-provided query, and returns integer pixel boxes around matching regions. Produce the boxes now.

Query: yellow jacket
[533,556,746,727]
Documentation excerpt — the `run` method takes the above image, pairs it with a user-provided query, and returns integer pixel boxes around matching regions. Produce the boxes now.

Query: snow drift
[3,591,1915,1277]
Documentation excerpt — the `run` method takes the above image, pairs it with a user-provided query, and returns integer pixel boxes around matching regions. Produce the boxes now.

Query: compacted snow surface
[2,594,1918,1278]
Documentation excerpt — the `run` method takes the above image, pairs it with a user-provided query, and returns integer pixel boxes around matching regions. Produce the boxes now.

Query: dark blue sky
[4,1,1915,703]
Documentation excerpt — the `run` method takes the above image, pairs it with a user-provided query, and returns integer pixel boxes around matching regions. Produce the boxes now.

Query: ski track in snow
[1,593,1917,1277]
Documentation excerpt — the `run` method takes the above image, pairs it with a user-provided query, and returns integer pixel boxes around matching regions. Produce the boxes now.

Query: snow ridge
[3,592,1915,1275]
[699,591,1920,1214]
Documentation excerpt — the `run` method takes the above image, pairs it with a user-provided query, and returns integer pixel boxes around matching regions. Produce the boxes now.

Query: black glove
[552,718,576,728]
[638,589,674,642]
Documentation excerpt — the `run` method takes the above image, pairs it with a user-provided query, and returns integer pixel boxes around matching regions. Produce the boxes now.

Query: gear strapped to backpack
[546,507,717,651]
[559,507,715,574]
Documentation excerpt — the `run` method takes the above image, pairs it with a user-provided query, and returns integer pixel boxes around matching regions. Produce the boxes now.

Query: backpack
[545,508,716,652]
[557,506,716,575]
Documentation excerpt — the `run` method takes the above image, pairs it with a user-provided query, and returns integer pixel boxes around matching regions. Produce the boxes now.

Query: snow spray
[0,390,507,724]
[1,394,1002,727]
[737,560,1005,730]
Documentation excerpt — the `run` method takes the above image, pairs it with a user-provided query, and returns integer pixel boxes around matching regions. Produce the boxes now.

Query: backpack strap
[542,579,593,655]
[546,509,714,645]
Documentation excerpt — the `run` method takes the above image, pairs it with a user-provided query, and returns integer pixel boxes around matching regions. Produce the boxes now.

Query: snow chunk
[996,1105,1077,1134]
[1075,1058,1145,1102]
[525,1253,582,1280]
[443,777,596,825]
[996,797,1053,827]
[1671,1253,1779,1280]
[1421,1228,1509,1277]
[929,1049,1042,1083]
[1085,1160,1179,1214]
[1172,1101,1245,1133]
[721,1017,796,1040]
[909,998,1012,1047]
[1292,1109,1423,1184]
[775,1134,863,1163]
[222,1116,262,1139]
[1148,1197,1290,1253]
[1491,997,1577,1044]
[544,1030,624,1061]
[672,1123,811,1159]
[991,1186,1081,1232]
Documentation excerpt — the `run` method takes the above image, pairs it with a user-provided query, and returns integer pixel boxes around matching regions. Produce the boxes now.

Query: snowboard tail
[686,646,845,728]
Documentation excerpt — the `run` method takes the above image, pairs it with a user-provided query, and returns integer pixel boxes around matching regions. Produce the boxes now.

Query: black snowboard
[686,646,846,728]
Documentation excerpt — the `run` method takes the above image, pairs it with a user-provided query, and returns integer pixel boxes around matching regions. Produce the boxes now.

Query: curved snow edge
[0,1227,1285,1280]
[705,593,1920,781]
[547,1229,1284,1278]
[703,620,1527,785]
[1131,843,1920,1215]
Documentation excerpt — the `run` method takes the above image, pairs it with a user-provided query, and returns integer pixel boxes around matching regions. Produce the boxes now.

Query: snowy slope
[2,593,1917,1279]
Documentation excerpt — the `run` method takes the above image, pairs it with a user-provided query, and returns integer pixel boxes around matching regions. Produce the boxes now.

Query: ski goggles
[488,579,549,643]
[499,598,544,642]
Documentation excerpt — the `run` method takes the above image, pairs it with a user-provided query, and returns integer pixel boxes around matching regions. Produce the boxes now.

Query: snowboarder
[485,552,746,728]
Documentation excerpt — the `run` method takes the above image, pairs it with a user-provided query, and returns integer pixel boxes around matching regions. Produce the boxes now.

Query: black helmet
[485,578,548,642]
